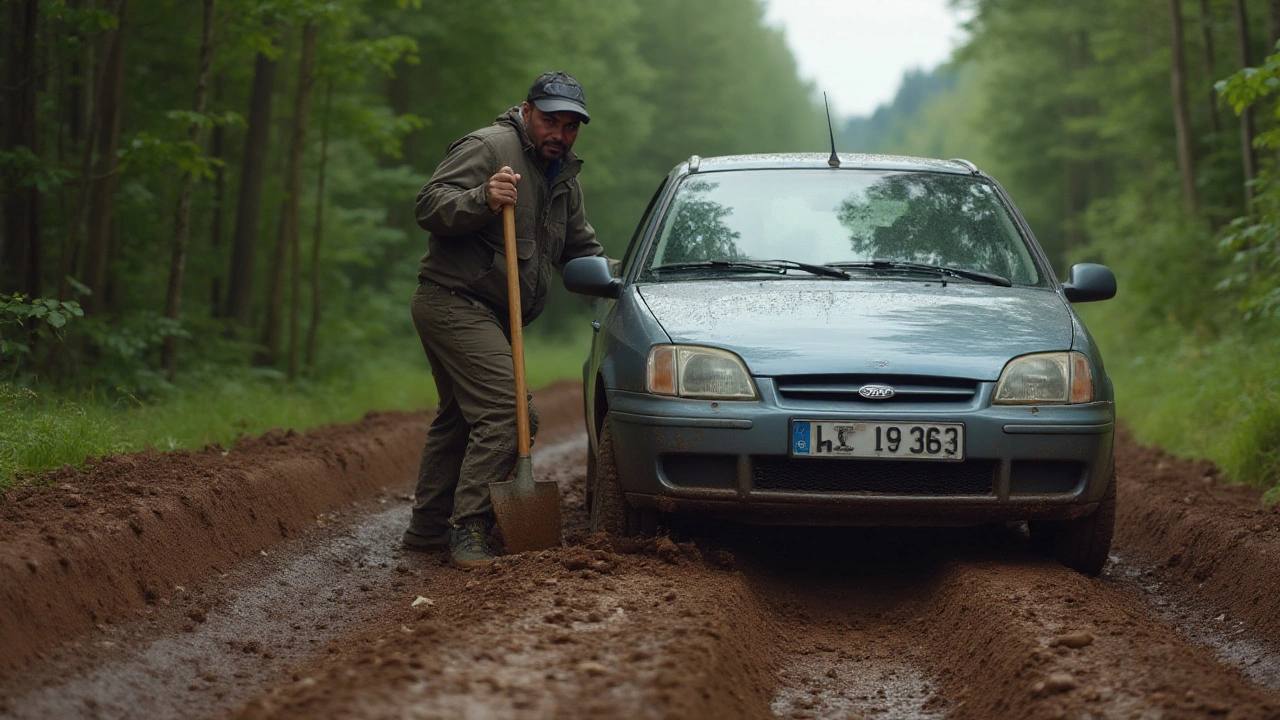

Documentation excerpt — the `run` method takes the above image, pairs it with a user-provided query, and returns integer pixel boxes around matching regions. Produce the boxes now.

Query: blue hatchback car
[563,153,1118,575]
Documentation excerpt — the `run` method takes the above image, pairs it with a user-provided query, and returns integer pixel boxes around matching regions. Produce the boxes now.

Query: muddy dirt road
[3,381,1280,719]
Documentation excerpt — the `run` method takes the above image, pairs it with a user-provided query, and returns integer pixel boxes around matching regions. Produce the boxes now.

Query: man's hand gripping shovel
[489,201,563,553]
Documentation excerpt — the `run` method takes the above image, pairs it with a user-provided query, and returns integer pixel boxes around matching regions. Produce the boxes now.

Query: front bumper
[606,379,1115,526]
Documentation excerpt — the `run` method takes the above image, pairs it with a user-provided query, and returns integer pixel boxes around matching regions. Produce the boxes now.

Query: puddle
[1109,552,1280,691]
[771,651,945,719]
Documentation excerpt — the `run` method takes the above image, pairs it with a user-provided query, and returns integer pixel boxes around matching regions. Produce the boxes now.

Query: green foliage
[1216,42,1280,121]
[77,313,189,397]
[39,1,119,33]
[1215,42,1280,322]
[0,295,84,378]
[1,294,83,332]
[0,147,75,193]
[1216,177,1280,320]
[119,132,222,179]
[1081,189,1224,327]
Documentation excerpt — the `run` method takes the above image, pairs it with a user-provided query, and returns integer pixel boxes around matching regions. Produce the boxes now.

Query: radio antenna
[824,93,840,168]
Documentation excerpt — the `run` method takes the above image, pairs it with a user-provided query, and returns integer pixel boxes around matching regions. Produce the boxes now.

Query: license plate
[790,420,965,460]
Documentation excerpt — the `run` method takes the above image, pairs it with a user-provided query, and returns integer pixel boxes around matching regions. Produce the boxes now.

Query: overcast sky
[763,0,972,119]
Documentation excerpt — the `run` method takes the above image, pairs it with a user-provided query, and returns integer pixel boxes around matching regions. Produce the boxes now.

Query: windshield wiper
[829,260,1012,287]
[652,259,851,280]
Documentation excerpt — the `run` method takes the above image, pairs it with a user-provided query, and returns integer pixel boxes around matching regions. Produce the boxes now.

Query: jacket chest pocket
[512,205,537,260]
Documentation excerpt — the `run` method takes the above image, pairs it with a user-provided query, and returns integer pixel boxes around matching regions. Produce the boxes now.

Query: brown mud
[1,383,1279,719]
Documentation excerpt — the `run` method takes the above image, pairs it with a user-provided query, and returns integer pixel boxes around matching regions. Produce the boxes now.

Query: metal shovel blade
[490,456,562,553]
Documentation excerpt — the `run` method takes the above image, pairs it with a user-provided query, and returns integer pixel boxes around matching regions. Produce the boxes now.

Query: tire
[1029,469,1116,576]
[585,436,597,510]
[589,414,654,536]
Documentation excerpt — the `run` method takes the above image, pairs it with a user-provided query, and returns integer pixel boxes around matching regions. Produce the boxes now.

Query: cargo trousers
[408,281,539,537]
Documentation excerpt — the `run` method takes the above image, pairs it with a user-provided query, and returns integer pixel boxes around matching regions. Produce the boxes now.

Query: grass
[0,331,591,490]
[1078,303,1280,497]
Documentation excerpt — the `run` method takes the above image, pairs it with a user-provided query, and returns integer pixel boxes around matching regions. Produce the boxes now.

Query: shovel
[489,203,563,553]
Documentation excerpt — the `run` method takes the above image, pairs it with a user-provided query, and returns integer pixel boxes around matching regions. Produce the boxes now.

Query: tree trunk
[306,82,333,368]
[56,0,123,301]
[160,0,215,380]
[1170,0,1200,217]
[81,0,128,315]
[262,20,316,374]
[2,0,42,297]
[209,74,226,316]
[1200,0,1222,136]
[225,50,277,328]
[1234,0,1258,207]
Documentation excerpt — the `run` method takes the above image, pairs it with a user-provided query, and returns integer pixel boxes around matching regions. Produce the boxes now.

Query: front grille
[774,374,979,404]
[753,457,996,495]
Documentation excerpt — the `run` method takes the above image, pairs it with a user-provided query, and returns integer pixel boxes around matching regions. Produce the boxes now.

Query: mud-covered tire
[1030,470,1116,576]
[585,438,597,510]
[589,414,651,536]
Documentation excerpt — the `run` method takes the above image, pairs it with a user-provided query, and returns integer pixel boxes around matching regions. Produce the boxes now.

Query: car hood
[637,280,1074,380]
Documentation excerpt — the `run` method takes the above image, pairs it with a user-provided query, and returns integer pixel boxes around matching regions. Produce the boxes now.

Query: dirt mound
[1113,426,1280,643]
[235,531,779,720]
[918,557,1278,718]
[0,406,432,674]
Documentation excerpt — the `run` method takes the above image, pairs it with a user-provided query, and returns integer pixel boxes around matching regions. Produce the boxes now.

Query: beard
[537,139,567,162]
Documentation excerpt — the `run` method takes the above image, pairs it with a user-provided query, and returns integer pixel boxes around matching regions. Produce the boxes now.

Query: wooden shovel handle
[502,204,531,458]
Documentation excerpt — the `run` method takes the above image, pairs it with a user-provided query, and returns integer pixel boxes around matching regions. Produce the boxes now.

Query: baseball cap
[527,71,590,124]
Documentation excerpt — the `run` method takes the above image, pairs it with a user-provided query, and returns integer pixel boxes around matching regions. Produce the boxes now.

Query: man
[403,71,605,568]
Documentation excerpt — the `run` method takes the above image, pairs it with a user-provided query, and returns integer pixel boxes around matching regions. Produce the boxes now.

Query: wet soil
[2,384,1280,719]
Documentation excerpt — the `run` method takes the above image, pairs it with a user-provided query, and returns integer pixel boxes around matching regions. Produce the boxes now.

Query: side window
[621,178,669,278]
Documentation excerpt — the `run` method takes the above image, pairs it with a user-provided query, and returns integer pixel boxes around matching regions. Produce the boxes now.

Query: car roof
[685,153,980,175]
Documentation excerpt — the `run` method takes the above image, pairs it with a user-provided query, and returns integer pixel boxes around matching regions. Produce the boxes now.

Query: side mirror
[563,256,622,299]
[1062,263,1117,303]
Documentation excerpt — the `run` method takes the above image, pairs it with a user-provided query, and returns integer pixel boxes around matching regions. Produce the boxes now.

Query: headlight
[994,351,1095,404]
[646,345,758,400]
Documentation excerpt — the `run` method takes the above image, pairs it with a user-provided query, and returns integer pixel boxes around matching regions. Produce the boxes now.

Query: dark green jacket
[415,107,604,324]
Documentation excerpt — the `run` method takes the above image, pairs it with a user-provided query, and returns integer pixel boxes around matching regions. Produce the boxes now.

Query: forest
[2,0,1277,495]
[0,0,821,483]
[844,0,1280,495]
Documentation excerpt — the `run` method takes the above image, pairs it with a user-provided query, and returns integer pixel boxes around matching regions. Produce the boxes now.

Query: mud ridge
[918,555,1279,718]
[235,534,783,720]
[1112,427,1280,647]
[0,410,432,674]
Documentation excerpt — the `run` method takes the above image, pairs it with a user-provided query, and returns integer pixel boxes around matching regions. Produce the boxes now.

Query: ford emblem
[858,384,896,400]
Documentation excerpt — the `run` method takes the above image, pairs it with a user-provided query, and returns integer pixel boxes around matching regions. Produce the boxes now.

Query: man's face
[522,102,582,165]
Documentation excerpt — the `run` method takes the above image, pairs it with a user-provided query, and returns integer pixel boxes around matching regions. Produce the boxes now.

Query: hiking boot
[449,519,496,569]
[401,526,450,552]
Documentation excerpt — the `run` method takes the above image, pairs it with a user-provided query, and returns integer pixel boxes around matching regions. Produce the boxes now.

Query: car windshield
[638,169,1044,286]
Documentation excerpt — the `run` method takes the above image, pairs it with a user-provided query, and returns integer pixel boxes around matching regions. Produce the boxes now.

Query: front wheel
[589,414,654,536]
[1029,469,1116,576]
